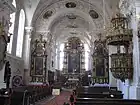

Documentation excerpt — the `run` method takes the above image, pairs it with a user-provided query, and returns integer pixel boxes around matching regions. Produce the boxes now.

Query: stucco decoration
[43,10,53,19]
[12,75,23,87]
[34,0,102,31]
[65,2,76,8]
[119,0,136,16]
[31,0,113,52]
[89,10,99,19]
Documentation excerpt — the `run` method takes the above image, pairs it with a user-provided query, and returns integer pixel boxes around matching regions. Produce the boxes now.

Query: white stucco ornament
[119,0,136,16]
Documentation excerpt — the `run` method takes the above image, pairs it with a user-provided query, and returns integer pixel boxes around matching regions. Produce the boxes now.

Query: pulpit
[106,12,133,81]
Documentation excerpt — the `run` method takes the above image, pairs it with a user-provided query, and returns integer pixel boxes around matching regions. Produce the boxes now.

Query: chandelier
[106,12,133,82]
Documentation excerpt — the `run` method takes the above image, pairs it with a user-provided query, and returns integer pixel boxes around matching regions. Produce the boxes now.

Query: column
[119,0,140,99]
[129,13,140,99]
[23,26,32,84]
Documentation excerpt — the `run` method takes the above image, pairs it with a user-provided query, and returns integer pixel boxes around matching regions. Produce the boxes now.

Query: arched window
[16,9,25,57]
[84,44,90,71]
[59,43,64,71]
[7,0,16,53]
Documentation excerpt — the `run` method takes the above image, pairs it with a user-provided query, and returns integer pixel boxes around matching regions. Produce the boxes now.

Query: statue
[0,22,7,70]
[0,22,3,35]
[4,61,11,89]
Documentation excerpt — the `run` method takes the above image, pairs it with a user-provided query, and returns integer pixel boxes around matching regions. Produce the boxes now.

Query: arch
[16,9,25,57]
[7,0,16,53]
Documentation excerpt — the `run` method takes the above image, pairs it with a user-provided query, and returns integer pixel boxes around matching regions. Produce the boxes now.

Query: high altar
[62,37,85,87]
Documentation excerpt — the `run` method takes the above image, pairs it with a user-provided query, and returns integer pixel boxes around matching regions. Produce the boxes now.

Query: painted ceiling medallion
[43,10,53,19]
[65,2,76,8]
[89,10,99,19]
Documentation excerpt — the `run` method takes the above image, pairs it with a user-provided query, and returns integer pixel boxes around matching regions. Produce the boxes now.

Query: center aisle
[45,91,71,105]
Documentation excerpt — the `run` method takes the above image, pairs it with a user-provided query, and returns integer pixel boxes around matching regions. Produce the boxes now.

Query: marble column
[23,26,33,84]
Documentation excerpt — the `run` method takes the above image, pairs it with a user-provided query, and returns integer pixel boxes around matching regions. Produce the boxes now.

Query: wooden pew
[76,86,123,99]
[0,95,10,105]
[10,85,52,105]
[75,98,140,105]
[77,92,123,99]
[10,86,34,105]
[0,88,12,105]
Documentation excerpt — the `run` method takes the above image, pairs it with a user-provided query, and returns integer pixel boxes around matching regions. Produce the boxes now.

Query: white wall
[6,54,24,87]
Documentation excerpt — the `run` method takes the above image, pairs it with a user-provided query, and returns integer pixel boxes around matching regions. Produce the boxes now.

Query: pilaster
[23,26,33,84]
[119,0,140,99]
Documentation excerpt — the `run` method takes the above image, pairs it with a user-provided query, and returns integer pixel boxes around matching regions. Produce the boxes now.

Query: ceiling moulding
[0,0,16,13]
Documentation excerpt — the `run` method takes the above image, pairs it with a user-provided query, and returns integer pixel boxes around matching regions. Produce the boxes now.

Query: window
[84,44,90,71]
[16,9,25,57]
[59,43,64,70]
[7,0,16,53]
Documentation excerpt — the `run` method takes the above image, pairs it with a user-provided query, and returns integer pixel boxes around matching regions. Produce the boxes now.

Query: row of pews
[75,98,140,105]
[10,85,52,105]
[0,85,52,105]
[0,81,64,105]
[74,86,140,105]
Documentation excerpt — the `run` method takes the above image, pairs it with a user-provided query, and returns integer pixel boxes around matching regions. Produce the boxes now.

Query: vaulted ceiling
[23,0,120,48]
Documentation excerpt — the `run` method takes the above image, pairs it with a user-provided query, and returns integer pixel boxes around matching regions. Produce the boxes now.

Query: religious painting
[63,37,84,75]
[95,58,105,76]
[68,53,80,73]
[34,57,44,75]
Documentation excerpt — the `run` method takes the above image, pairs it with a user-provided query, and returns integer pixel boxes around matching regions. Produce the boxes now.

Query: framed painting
[34,57,44,76]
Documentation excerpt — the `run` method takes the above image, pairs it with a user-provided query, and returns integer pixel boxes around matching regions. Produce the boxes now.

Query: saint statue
[4,61,11,88]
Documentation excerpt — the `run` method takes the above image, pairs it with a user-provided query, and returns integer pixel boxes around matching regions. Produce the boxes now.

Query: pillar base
[123,85,129,99]
[129,85,140,99]
[0,83,6,89]
[0,66,6,89]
